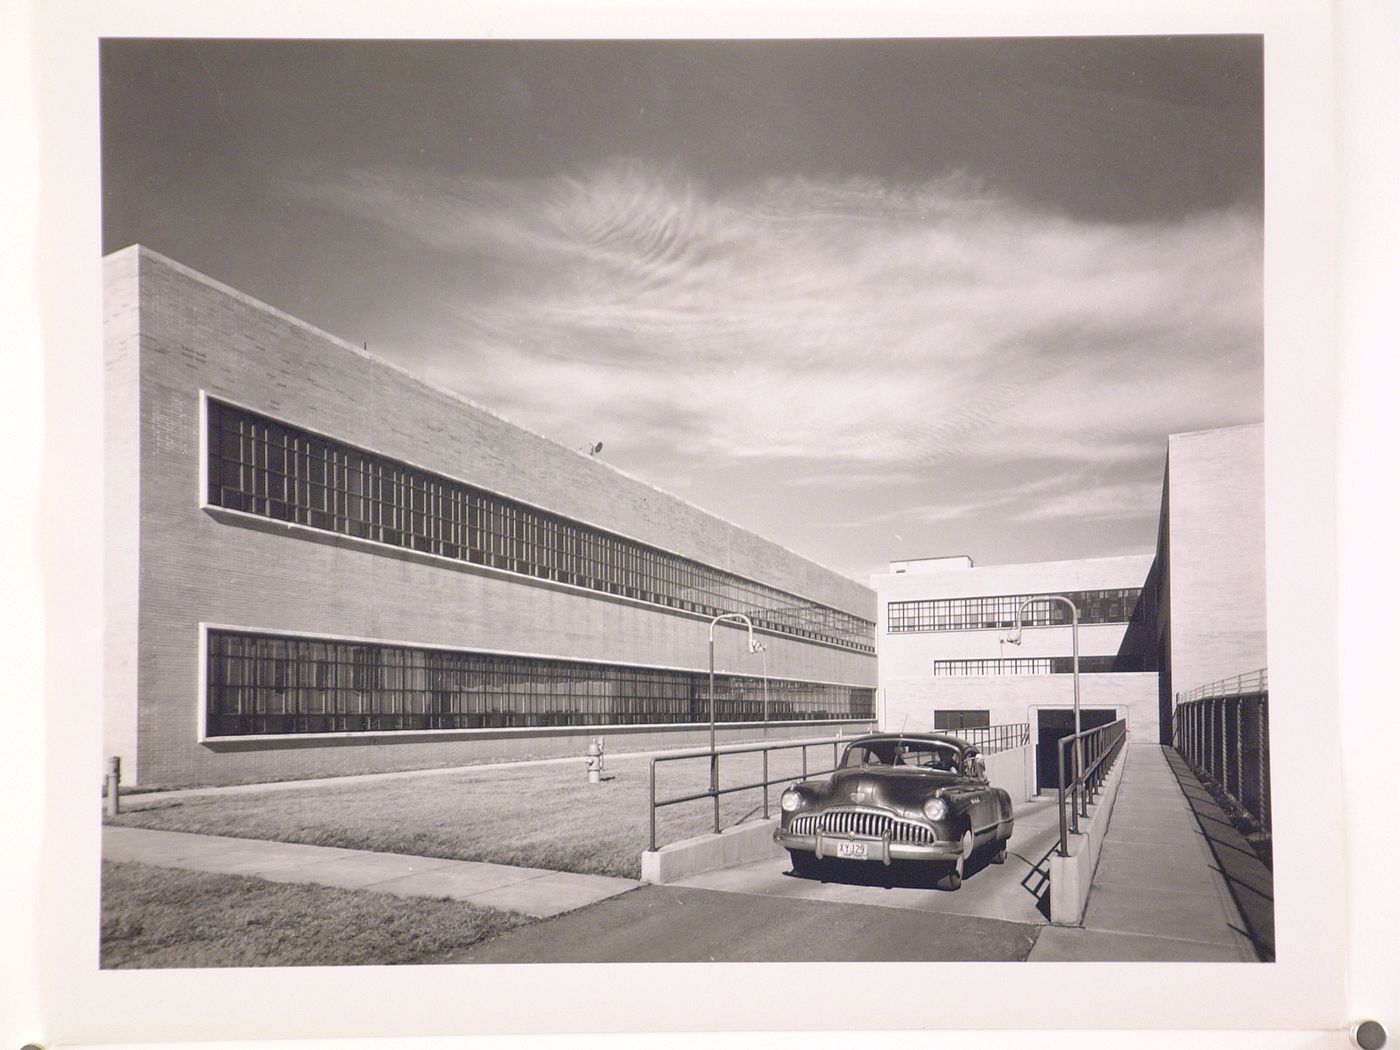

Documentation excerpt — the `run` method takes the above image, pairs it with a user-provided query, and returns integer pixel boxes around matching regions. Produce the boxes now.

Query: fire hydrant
[585,738,605,784]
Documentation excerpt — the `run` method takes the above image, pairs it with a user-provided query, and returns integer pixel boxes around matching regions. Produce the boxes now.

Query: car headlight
[780,789,805,813]
[922,797,948,821]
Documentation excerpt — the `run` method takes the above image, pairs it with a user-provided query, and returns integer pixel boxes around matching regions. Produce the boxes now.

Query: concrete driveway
[454,884,1040,963]
[453,795,1061,963]
[667,793,1061,926]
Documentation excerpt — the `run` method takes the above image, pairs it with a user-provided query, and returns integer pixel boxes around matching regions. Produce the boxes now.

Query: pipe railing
[1056,718,1128,857]
[1172,670,1270,836]
[648,735,847,852]
[955,722,1031,755]
[1177,667,1268,704]
[647,723,1034,852]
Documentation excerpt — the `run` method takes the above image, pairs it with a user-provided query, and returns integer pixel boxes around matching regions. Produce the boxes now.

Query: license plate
[836,840,870,860]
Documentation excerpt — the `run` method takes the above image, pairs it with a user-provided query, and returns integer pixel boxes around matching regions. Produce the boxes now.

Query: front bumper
[773,827,963,866]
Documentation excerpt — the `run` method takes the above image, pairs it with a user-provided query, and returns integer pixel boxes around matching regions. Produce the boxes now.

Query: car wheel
[990,841,1007,864]
[935,864,962,891]
[788,849,821,877]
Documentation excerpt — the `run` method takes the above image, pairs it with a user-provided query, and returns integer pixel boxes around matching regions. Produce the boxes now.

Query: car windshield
[840,740,963,771]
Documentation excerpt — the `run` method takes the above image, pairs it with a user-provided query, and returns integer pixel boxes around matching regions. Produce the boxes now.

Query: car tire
[935,865,962,891]
[990,841,1007,865]
[788,850,821,877]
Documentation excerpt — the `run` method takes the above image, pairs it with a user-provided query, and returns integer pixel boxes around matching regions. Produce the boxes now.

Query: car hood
[822,767,969,812]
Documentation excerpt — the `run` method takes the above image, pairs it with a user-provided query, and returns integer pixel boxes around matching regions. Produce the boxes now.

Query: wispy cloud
[290,159,1258,458]
[841,474,1166,530]
[284,159,1259,563]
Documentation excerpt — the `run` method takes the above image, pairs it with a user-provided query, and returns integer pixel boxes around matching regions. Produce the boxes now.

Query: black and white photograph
[96,34,1274,968]
[9,0,1398,1044]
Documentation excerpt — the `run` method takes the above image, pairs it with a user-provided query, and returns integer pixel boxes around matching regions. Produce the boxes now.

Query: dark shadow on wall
[1113,554,1173,744]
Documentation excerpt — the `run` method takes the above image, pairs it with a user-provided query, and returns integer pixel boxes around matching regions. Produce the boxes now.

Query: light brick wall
[1165,424,1267,696]
[110,246,877,786]
[872,554,1158,737]
[881,673,1160,742]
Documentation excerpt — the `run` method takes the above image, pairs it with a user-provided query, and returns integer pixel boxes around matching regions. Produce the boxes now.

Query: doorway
[1035,708,1118,794]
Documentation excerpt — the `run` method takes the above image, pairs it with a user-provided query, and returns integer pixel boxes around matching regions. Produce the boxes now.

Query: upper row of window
[205,399,876,653]
[888,588,1145,633]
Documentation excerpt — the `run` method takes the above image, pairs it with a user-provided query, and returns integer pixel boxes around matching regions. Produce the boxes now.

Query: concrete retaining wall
[640,818,784,884]
[1048,740,1129,925]
[982,744,1035,803]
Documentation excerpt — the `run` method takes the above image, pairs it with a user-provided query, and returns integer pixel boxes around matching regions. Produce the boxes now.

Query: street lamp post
[1005,596,1085,831]
[707,612,764,833]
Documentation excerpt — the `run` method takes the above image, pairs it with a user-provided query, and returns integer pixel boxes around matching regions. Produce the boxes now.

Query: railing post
[1259,701,1271,835]
[648,758,657,852]
[1237,702,1248,812]
[1198,702,1209,778]
[1218,697,1227,789]
[762,748,770,818]
[1057,740,1069,855]
[1078,729,1089,819]
[1068,738,1080,835]
[711,751,721,835]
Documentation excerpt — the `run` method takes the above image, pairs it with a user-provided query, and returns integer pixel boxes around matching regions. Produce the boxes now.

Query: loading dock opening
[1035,708,1118,793]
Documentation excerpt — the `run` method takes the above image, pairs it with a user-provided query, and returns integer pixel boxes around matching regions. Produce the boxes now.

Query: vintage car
[773,732,1014,890]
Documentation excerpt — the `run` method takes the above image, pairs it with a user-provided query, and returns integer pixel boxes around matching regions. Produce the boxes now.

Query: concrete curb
[1047,744,1128,925]
[640,819,785,885]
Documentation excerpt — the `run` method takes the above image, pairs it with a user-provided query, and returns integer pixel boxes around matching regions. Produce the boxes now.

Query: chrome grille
[788,810,935,845]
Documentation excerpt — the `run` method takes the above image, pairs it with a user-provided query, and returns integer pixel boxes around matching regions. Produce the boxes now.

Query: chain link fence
[1172,668,1271,842]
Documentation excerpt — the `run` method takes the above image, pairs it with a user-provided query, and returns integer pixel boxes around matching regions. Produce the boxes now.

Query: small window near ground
[933,709,991,730]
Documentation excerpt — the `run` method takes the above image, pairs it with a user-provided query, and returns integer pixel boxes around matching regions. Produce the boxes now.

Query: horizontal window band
[204,397,875,654]
[931,655,1153,676]
[888,588,1146,634]
[204,627,877,738]
[201,505,873,659]
[198,716,875,749]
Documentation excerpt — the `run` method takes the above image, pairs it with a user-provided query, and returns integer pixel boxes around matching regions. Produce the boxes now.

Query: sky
[101,37,1263,584]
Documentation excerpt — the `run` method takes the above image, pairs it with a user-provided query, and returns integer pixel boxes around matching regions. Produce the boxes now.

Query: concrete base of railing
[641,818,784,885]
[1048,746,1128,926]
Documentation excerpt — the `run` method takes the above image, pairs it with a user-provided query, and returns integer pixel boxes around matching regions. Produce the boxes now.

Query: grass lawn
[101,861,532,968]
[107,744,841,879]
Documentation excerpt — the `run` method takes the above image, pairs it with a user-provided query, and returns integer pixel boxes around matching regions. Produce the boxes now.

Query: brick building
[871,423,1265,791]
[104,246,878,787]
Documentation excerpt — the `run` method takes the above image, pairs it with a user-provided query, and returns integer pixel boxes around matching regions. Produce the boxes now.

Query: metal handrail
[647,723,1035,852]
[1177,668,1267,703]
[1056,718,1128,857]
[648,735,848,852]
[956,722,1031,755]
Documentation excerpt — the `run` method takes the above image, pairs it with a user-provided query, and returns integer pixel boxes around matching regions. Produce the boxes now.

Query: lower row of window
[205,629,876,736]
[932,655,1152,677]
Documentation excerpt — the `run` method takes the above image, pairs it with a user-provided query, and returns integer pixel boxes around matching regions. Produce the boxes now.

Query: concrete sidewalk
[103,826,640,919]
[1028,744,1260,962]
